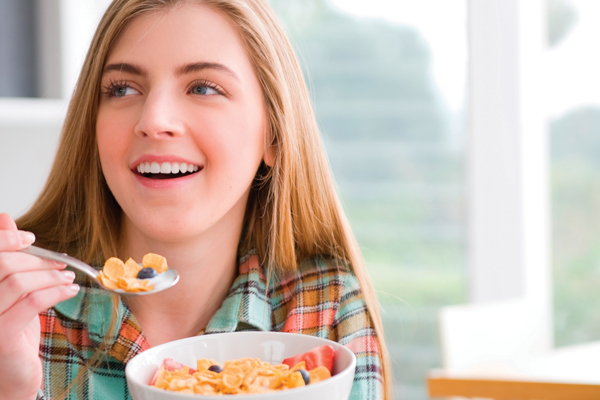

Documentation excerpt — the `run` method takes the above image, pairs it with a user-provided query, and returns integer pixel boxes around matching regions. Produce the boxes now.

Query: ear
[263,143,276,167]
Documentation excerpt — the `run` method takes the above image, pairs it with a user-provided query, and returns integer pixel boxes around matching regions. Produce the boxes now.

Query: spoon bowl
[20,245,179,296]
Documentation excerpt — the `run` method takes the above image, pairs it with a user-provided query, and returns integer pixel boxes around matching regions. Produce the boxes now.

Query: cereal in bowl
[150,355,332,395]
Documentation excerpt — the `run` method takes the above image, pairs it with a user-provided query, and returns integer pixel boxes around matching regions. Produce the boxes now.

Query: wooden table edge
[427,375,600,400]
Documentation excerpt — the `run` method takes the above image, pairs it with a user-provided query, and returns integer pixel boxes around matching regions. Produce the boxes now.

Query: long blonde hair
[17,0,393,398]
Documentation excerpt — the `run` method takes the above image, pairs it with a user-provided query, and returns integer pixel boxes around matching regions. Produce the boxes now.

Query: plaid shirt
[38,253,383,399]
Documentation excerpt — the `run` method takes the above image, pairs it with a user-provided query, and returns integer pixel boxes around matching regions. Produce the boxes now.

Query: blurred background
[1,0,599,399]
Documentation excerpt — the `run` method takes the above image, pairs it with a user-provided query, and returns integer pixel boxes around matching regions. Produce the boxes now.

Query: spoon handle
[20,245,100,280]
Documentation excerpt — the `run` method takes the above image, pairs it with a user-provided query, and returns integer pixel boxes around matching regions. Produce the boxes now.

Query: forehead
[106,3,251,73]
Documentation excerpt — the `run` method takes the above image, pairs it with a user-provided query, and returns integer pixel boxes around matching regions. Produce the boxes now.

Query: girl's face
[96,4,268,243]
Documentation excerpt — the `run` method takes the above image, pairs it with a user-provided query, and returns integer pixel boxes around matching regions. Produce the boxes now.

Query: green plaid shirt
[38,253,383,399]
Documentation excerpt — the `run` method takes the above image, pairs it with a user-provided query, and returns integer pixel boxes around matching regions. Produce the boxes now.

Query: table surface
[427,341,600,399]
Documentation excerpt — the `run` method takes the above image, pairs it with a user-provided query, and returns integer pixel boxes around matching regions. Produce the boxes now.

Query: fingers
[0,252,66,282]
[0,213,17,231]
[1,284,80,338]
[0,230,36,252]
[0,269,76,314]
[0,213,36,252]
[0,215,78,339]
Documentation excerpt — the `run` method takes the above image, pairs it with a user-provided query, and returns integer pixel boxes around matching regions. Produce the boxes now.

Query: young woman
[0,0,392,399]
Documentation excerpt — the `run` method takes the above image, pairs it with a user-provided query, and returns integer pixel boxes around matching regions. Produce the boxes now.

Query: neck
[121,217,243,347]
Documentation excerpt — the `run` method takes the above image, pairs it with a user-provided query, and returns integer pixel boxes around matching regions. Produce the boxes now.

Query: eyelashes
[188,79,227,96]
[100,78,227,98]
[101,79,137,98]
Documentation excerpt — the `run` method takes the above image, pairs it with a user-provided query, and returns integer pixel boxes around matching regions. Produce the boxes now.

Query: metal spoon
[20,245,179,296]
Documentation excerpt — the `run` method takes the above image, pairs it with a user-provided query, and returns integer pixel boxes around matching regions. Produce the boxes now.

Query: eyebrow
[103,63,147,76]
[102,62,240,81]
[176,62,240,81]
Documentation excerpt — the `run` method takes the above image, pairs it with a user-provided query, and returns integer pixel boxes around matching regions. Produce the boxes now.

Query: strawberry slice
[149,358,196,385]
[282,344,335,373]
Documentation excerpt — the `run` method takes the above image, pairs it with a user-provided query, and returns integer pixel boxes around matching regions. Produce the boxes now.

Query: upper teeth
[137,162,199,174]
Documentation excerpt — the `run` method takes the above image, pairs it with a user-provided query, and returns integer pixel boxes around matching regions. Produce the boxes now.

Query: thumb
[0,213,18,231]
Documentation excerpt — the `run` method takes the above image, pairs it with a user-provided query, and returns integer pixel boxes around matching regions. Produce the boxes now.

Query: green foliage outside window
[269,1,466,397]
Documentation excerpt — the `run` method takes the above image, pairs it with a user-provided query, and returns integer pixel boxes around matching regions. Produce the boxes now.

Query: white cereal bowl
[125,332,356,400]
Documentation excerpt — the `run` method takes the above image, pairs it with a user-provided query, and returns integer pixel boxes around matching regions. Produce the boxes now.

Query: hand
[0,213,79,400]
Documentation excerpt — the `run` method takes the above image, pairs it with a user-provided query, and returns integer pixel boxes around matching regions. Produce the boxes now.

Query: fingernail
[19,231,36,246]
[68,284,80,292]
[62,270,76,281]
[53,261,67,267]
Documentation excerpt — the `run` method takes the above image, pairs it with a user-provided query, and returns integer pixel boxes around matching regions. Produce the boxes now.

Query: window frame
[467,0,552,348]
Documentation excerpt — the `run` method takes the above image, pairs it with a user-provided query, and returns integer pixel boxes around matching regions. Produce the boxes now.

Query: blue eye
[102,80,139,98]
[191,84,219,95]
[112,86,138,97]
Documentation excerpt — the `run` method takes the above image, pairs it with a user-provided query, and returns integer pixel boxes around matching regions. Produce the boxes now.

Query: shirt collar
[205,253,272,333]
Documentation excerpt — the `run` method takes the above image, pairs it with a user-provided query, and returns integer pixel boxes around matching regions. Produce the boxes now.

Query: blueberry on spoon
[137,267,158,279]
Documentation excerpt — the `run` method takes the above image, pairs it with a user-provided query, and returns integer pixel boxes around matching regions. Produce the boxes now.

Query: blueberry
[208,365,223,373]
[297,369,310,385]
[137,267,158,279]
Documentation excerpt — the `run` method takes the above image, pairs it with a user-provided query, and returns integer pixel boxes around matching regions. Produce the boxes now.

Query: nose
[134,87,185,139]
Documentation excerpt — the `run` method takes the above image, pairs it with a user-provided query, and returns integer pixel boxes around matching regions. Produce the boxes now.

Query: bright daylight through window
[547,0,600,348]
[268,1,468,398]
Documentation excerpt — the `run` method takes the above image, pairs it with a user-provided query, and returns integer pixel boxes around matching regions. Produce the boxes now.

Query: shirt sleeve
[333,272,384,400]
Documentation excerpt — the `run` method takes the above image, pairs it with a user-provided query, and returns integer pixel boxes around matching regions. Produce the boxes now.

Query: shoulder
[269,256,365,333]
[275,255,359,290]
[270,256,360,303]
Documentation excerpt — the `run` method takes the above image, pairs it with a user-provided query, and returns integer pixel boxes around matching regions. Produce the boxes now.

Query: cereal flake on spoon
[98,253,168,292]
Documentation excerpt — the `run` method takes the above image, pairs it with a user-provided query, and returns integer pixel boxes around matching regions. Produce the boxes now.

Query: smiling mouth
[135,161,203,179]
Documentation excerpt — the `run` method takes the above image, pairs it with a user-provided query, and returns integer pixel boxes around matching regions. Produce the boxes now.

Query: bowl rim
[125,331,357,399]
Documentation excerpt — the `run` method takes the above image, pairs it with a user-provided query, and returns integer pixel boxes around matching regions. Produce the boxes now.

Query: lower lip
[134,171,200,189]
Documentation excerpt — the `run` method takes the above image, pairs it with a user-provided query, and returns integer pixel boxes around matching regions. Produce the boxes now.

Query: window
[548,0,600,347]
[268,1,468,398]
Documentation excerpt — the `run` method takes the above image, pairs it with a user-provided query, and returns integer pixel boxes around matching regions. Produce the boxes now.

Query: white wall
[0,99,66,218]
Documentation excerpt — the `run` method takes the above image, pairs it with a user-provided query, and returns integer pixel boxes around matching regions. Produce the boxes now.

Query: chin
[125,210,201,243]
[147,221,200,242]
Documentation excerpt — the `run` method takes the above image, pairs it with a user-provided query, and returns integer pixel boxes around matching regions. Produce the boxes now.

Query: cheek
[200,107,266,168]
[221,127,264,183]
[96,112,131,178]
[195,117,264,200]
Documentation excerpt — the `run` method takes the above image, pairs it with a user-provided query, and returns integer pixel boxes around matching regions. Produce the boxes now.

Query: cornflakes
[124,257,142,277]
[143,253,168,273]
[97,253,168,292]
[151,357,332,395]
